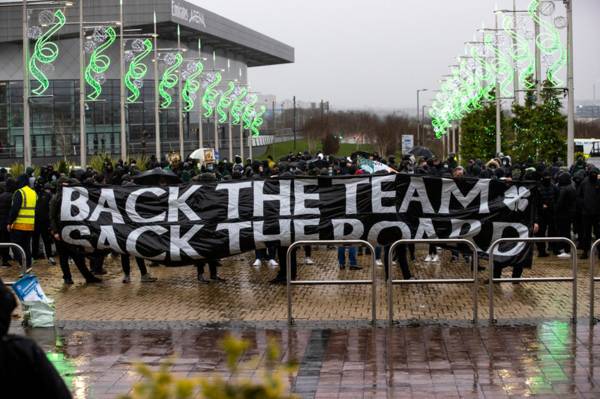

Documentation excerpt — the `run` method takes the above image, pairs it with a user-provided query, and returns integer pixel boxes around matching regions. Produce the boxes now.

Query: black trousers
[56,240,96,281]
[581,214,600,253]
[89,253,106,273]
[196,260,219,278]
[10,230,32,268]
[536,210,557,254]
[121,255,148,276]
[493,262,524,279]
[0,223,10,263]
[556,218,573,253]
[32,223,53,259]
[304,245,312,258]
[275,246,297,281]
[383,244,412,280]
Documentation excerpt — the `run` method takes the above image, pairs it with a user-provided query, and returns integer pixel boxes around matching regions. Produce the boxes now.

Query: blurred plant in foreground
[119,335,298,399]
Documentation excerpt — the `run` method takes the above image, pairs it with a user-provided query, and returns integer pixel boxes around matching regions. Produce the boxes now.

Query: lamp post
[566,0,575,166]
[153,11,160,160]
[416,89,427,146]
[22,0,30,167]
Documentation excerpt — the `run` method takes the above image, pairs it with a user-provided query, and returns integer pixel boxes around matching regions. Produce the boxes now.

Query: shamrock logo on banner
[503,186,530,212]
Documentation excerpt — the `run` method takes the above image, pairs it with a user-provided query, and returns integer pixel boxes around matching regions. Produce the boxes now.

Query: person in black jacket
[578,168,600,259]
[0,278,72,398]
[0,178,15,267]
[555,172,577,258]
[49,178,101,285]
[536,171,559,257]
[32,183,55,265]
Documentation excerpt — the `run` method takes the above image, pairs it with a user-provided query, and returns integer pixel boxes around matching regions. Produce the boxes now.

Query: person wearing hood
[578,168,600,259]
[0,278,72,398]
[555,172,577,258]
[50,178,101,285]
[535,171,558,257]
[32,183,56,265]
[7,174,37,269]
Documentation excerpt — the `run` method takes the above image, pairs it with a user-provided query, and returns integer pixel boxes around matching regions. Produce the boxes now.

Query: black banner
[58,175,537,265]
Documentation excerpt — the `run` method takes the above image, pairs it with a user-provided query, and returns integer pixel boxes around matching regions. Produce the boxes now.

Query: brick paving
[11,322,600,399]
[3,245,600,398]
[0,245,597,323]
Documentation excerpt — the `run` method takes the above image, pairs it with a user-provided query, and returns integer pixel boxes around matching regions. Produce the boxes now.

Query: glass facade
[0,79,205,162]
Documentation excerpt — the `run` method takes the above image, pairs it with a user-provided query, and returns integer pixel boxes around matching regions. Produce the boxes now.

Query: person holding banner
[49,178,101,285]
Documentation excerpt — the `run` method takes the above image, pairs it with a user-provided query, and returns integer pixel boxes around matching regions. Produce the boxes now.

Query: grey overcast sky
[193,0,600,110]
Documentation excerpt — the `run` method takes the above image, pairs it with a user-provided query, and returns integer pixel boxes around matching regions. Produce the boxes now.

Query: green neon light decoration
[502,15,535,89]
[216,81,235,123]
[483,32,514,98]
[202,72,222,117]
[250,105,266,137]
[125,39,153,103]
[242,95,258,129]
[528,0,567,87]
[158,52,183,109]
[230,87,248,125]
[29,9,66,96]
[85,27,117,101]
[181,61,204,112]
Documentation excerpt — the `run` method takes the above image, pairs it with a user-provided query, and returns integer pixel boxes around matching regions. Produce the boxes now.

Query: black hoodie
[0,279,71,398]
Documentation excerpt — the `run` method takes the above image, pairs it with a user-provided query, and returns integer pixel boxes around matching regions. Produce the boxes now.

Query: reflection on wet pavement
[13,322,600,398]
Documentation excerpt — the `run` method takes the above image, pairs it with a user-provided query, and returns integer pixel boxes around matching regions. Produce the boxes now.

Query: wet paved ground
[1,245,597,323]
[3,246,600,398]
[9,322,600,398]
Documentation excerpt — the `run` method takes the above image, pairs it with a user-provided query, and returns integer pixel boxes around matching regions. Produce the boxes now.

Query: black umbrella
[409,146,434,159]
[133,168,182,185]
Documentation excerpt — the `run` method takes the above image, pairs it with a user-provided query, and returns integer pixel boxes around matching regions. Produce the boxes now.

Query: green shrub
[119,335,298,399]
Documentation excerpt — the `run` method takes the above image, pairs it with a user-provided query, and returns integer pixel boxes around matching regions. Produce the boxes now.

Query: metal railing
[286,240,377,325]
[387,239,479,325]
[589,239,600,325]
[488,237,578,323]
[0,243,29,286]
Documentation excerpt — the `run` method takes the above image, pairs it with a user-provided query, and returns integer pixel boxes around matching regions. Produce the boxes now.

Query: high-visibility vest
[13,186,37,231]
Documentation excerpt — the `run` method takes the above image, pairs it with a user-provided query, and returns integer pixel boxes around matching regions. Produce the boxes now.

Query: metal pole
[416,90,421,146]
[214,112,218,153]
[239,122,244,160]
[495,12,502,155]
[119,0,126,161]
[22,0,31,167]
[177,25,184,159]
[248,128,253,160]
[590,240,600,325]
[197,40,203,150]
[512,0,519,104]
[534,0,542,103]
[566,0,575,166]
[488,237,578,324]
[228,115,232,161]
[79,0,86,167]
[153,11,160,160]
[293,95,297,151]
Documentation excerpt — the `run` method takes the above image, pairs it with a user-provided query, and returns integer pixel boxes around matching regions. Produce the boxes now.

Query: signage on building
[402,135,414,154]
[171,0,207,29]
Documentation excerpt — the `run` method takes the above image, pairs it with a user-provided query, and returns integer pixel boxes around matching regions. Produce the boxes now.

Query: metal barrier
[0,243,29,286]
[286,240,377,325]
[387,239,479,325]
[488,237,577,324]
[589,239,600,325]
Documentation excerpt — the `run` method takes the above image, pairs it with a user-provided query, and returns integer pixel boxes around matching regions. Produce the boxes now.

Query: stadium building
[0,0,294,164]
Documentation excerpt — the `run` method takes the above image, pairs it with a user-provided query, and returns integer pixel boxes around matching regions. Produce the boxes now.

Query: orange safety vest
[12,186,37,231]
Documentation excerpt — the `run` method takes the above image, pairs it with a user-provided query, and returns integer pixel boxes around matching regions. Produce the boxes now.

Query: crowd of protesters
[0,149,598,285]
